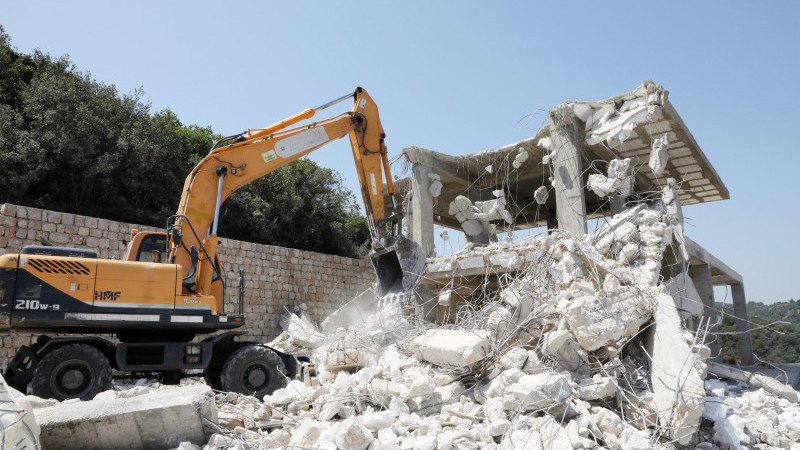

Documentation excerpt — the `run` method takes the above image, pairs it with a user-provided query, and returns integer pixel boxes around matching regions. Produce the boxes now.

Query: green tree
[0,26,370,258]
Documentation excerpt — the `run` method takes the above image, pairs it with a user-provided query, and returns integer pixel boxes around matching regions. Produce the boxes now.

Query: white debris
[586,158,632,198]
[645,292,706,445]
[411,329,490,368]
[498,347,529,370]
[578,375,618,401]
[144,190,792,450]
[428,179,443,197]
[534,185,548,205]
[505,372,572,411]
[583,81,667,149]
[449,193,514,238]
[512,147,530,169]
[649,133,669,175]
[0,374,41,450]
[564,288,654,351]
[333,417,374,449]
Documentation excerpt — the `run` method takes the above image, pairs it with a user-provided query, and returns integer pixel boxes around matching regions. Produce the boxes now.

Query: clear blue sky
[2,2,798,304]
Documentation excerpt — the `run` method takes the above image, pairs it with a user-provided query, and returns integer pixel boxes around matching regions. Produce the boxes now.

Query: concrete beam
[731,283,755,366]
[34,385,217,450]
[688,264,721,360]
[549,107,587,236]
[683,235,743,285]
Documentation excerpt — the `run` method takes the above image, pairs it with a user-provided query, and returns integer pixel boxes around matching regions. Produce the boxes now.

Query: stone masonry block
[1,204,17,217]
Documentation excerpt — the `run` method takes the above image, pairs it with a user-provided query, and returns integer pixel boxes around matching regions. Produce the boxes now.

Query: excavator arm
[169,88,424,304]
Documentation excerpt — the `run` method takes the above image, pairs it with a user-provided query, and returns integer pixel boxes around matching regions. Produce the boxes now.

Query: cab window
[136,235,168,263]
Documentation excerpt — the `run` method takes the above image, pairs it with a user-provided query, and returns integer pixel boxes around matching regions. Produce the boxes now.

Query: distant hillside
[717,300,800,364]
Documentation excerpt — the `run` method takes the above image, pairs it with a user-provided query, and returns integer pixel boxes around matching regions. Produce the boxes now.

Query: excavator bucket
[370,235,427,299]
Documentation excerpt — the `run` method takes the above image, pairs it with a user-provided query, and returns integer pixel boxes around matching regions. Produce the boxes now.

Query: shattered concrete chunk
[537,416,573,450]
[564,288,654,351]
[285,312,326,348]
[505,372,572,412]
[411,329,490,368]
[0,374,40,450]
[649,133,669,175]
[288,418,325,448]
[534,185,548,205]
[498,347,529,370]
[333,417,374,449]
[476,368,524,403]
[360,410,397,430]
[402,375,435,399]
[578,375,618,401]
[428,179,443,197]
[461,219,484,237]
[586,158,633,198]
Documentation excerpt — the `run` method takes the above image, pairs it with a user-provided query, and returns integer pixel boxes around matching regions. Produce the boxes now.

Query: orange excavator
[0,87,425,400]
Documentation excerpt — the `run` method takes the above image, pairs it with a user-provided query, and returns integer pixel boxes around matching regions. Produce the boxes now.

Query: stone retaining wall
[0,203,375,366]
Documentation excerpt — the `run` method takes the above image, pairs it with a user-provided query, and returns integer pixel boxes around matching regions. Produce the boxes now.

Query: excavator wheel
[30,344,112,401]
[204,368,223,391]
[221,345,286,399]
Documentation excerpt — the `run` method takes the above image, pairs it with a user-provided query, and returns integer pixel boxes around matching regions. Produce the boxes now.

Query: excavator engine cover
[370,235,426,300]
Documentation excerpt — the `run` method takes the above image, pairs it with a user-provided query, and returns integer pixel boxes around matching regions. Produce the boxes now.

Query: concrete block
[34,385,217,450]
[0,203,17,217]
[411,329,490,368]
[505,372,572,411]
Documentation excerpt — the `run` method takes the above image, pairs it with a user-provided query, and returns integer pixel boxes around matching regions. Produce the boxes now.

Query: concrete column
[688,264,720,360]
[731,283,755,366]
[549,107,587,236]
[409,163,435,257]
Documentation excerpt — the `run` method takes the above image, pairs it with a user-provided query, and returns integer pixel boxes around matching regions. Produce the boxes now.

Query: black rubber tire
[30,344,112,401]
[221,346,286,399]
[204,368,223,391]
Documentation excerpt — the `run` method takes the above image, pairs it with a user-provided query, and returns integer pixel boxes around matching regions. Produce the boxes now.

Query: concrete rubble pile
[189,200,795,449]
[4,201,799,450]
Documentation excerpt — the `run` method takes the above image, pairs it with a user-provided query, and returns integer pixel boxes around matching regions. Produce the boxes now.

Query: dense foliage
[0,27,369,258]
[718,299,800,364]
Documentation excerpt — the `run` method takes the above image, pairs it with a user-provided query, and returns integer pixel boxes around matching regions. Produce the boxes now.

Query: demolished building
[395,80,752,368]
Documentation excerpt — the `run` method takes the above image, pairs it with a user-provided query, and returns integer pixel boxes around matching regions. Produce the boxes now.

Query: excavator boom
[171,87,424,304]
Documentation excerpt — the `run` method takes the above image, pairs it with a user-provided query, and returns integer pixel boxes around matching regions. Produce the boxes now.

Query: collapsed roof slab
[390,81,730,231]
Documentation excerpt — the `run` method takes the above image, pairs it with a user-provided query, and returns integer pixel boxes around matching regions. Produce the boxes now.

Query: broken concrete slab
[410,329,490,368]
[644,292,706,445]
[505,372,572,412]
[577,375,618,401]
[34,384,217,450]
[707,361,800,404]
[564,288,654,351]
